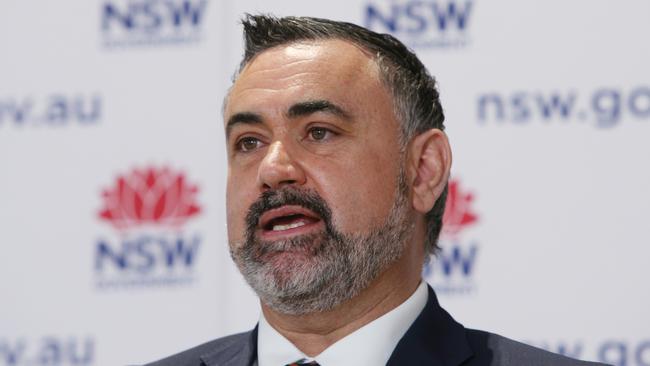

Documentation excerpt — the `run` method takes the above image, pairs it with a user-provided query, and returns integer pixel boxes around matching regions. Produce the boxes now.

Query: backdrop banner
[1,1,648,365]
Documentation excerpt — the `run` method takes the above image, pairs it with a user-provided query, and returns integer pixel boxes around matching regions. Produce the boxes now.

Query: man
[147,15,607,366]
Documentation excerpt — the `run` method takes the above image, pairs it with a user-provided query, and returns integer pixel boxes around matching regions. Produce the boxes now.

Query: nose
[257,141,306,190]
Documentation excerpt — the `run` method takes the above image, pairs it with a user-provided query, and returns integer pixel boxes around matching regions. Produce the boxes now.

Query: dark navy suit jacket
[145,286,608,366]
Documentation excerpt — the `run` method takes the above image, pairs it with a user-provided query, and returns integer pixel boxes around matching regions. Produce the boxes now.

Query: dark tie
[285,358,320,366]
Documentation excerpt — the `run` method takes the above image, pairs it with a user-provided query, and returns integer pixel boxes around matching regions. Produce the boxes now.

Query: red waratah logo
[99,166,201,229]
[441,179,478,238]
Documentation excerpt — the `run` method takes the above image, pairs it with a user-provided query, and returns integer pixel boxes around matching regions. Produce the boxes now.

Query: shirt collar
[257,281,428,366]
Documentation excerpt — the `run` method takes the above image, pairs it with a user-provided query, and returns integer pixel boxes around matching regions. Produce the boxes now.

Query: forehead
[224,39,387,117]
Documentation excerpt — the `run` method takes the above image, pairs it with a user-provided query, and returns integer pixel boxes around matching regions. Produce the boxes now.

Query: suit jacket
[145,286,609,366]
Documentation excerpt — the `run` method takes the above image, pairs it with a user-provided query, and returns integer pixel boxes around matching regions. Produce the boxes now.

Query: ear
[407,129,452,214]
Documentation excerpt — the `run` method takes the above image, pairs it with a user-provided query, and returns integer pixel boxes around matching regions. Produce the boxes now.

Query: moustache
[244,187,335,238]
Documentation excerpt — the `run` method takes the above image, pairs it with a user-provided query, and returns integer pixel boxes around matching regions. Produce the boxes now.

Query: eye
[308,127,331,141]
[235,136,262,152]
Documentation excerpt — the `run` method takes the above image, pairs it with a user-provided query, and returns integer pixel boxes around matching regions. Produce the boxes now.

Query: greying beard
[230,171,412,315]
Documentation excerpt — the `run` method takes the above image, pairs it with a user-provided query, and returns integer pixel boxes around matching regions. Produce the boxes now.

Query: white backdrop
[1,1,648,365]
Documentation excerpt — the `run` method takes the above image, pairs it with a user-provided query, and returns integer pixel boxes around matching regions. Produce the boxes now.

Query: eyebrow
[225,112,263,139]
[225,99,352,139]
[286,100,352,120]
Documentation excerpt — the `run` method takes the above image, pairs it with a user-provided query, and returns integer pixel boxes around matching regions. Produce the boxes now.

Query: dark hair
[235,14,448,254]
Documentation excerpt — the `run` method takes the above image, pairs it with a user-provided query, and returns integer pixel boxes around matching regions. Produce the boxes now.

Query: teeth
[272,221,306,231]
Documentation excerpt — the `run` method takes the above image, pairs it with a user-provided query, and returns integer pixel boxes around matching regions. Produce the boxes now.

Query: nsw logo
[101,0,208,48]
[424,179,480,294]
[363,0,473,49]
[94,166,202,289]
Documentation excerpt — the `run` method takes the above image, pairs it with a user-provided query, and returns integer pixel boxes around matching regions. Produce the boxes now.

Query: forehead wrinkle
[243,60,322,77]
[239,51,327,82]
[232,83,316,109]
[235,72,322,93]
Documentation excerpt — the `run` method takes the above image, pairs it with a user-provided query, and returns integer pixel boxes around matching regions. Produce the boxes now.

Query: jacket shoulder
[465,329,609,366]
[143,331,252,366]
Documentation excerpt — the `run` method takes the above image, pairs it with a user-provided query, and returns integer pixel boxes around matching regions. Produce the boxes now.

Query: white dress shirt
[257,281,428,366]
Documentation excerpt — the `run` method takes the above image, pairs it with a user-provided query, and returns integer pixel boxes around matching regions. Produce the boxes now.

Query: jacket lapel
[387,285,473,366]
[200,326,258,366]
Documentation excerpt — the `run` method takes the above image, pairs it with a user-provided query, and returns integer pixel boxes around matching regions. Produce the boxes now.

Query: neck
[261,252,423,357]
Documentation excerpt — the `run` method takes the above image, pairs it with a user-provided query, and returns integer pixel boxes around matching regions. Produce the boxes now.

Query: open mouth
[259,205,322,238]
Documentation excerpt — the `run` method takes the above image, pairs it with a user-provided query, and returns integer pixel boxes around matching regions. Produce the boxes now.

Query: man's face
[224,39,413,314]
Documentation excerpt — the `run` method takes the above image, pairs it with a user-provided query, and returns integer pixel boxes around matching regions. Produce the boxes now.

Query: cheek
[225,178,251,242]
[313,158,400,233]
[305,128,403,233]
